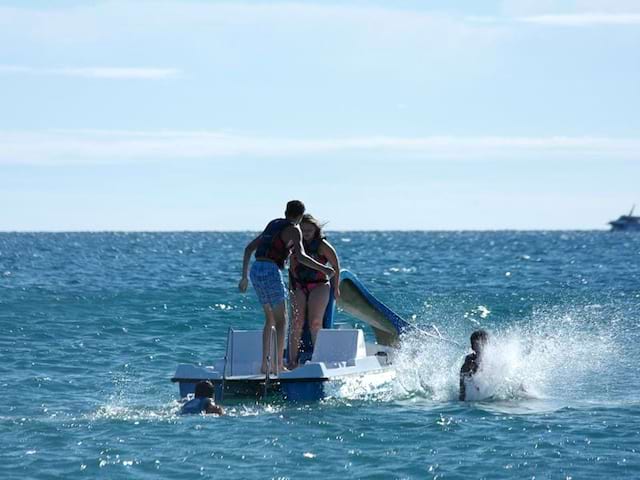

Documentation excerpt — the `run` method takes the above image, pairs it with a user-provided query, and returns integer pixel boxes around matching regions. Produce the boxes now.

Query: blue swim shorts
[249,260,287,306]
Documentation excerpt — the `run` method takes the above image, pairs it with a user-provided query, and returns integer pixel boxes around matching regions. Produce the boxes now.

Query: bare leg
[307,283,330,346]
[261,304,276,374]
[271,301,289,372]
[288,288,307,369]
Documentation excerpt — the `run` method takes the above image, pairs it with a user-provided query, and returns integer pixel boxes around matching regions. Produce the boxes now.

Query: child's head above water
[194,380,215,399]
[470,329,489,353]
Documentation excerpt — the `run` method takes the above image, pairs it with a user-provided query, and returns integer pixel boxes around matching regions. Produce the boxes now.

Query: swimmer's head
[470,329,489,353]
[194,380,215,398]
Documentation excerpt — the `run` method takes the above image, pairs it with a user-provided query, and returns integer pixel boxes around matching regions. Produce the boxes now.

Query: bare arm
[287,226,334,277]
[320,240,341,298]
[205,399,224,415]
[239,235,261,292]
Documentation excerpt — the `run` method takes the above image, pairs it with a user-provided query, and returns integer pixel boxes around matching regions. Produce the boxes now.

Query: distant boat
[609,205,640,232]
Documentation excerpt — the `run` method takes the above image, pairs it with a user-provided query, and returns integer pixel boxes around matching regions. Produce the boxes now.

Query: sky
[1,0,639,231]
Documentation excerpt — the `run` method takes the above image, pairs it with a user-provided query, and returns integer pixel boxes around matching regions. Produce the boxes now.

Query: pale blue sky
[1,0,639,230]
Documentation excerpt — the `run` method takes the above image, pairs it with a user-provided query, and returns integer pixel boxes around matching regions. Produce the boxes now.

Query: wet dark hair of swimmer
[194,380,215,399]
[285,200,305,218]
[470,330,489,353]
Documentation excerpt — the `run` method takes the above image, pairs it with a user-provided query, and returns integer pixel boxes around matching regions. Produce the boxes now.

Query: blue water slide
[336,269,411,346]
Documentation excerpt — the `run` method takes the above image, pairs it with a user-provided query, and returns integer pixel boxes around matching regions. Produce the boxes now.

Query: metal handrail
[272,325,279,377]
[220,327,234,403]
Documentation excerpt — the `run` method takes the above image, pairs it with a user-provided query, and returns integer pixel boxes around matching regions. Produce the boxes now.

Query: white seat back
[228,330,263,376]
[311,329,367,364]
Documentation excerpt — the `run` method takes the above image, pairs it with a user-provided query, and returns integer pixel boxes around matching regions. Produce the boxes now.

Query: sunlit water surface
[1,232,639,479]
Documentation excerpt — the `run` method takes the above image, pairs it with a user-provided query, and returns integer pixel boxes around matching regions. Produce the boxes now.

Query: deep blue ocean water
[1,231,639,479]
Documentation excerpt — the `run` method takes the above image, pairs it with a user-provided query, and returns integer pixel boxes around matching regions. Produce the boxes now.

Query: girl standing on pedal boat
[288,214,341,369]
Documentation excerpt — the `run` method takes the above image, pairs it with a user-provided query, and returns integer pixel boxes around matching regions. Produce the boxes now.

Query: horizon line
[0,228,612,234]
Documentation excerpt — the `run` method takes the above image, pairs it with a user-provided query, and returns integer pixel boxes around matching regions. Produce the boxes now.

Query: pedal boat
[171,270,410,402]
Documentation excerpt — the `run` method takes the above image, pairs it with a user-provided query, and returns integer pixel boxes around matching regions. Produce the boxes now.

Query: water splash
[391,329,462,402]
[390,305,620,403]
[90,398,284,421]
[90,401,181,422]
[323,369,396,401]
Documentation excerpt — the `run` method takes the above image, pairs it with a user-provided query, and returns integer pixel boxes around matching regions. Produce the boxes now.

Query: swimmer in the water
[180,380,224,415]
[459,330,489,401]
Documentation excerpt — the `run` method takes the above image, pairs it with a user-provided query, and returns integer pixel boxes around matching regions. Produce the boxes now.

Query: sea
[1,231,639,479]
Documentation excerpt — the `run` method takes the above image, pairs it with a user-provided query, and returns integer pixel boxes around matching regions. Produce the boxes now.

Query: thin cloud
[1,130,638,165]
[519,13,640,26]
[0,65,181,79]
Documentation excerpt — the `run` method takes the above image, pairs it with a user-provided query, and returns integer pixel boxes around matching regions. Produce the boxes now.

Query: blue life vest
[255,218,294,269]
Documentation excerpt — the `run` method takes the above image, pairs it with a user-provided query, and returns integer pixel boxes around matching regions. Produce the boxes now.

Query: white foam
[390,306,619,403]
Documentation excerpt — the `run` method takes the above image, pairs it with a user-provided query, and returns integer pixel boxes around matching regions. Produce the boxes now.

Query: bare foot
[286,361,298,370]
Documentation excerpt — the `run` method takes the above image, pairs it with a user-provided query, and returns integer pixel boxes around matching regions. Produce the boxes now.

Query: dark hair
[470,330,489,350]
[285,200,305,218]
[194,380,214,398]
[301,213,325,240]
